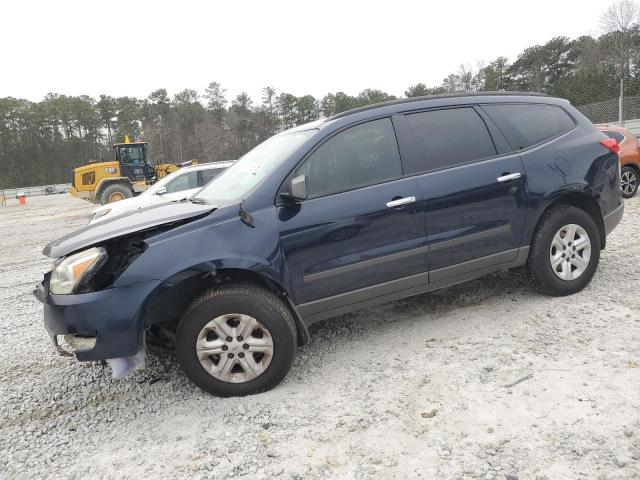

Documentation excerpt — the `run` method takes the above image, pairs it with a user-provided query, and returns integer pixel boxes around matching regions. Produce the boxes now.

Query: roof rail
[326,91,549,121]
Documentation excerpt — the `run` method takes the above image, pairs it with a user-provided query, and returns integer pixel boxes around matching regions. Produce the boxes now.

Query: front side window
[483,103,575,150]
[294,118,402,199]
[404,107,497,172]
[165,171,198,193]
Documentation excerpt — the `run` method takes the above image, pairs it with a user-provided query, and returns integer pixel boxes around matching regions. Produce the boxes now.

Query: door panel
[278,177,426,305]
[418,155,528,274]
[120,164,145,182]
[279,116,428,306]
[395,106,529,278]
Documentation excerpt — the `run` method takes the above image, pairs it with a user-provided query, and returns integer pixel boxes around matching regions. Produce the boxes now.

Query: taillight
[600,138,621,155]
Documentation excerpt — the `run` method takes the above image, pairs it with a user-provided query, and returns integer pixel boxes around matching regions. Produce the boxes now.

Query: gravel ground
[0,194,639,480]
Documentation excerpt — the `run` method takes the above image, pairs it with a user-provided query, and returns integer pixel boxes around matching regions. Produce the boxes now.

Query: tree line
[2,1,640,189]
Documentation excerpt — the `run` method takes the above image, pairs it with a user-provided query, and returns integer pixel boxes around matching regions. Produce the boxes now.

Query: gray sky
[1,0,613,103]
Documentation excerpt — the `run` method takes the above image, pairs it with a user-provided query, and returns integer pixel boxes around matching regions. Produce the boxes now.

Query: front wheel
[621,166,638,199]
[527,205,601,296]
[175,285,297,396]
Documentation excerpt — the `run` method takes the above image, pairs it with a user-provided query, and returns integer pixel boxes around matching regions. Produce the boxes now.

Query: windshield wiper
[189,197,207,205]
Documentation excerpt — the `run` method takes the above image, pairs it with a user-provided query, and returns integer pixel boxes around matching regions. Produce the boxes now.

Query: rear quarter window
[483,103,575,150]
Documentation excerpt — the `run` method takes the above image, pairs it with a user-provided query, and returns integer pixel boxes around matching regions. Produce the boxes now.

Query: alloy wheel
[621,169,638,197]
[549,223,591,281]
[196,314,273,383]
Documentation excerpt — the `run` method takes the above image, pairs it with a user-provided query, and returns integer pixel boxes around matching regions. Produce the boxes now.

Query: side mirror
[155,186,167,195]
[290,174,307,201]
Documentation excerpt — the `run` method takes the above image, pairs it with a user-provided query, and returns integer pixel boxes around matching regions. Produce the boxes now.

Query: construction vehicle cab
[70,136,185,205]
[115,141,155,183]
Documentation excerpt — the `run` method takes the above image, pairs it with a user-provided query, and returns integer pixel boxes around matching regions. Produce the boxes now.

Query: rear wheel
[527,205,600,296]
[100,183,133,205]
[621,166,638,199]
[175,285,297,396]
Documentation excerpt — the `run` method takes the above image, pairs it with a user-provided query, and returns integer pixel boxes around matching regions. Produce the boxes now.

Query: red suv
[597,124,640,198]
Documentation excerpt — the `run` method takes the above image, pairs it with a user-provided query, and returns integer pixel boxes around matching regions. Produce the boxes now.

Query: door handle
[497,172,522,183]
[386,196,416,208]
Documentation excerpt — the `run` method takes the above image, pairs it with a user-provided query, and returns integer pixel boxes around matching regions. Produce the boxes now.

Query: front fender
[114,206,287,293]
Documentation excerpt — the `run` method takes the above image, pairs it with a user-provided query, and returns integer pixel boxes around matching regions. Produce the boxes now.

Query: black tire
[527,205,601,296]
[175,284,297,396]
[621,165,638,199]
[100,183,133,205]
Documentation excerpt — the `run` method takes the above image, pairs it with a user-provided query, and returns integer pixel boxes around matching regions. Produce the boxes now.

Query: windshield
[196,130,316,203]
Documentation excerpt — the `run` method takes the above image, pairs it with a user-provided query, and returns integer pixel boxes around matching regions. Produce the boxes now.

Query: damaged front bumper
[34,279,161,361]
[53,334,98,357]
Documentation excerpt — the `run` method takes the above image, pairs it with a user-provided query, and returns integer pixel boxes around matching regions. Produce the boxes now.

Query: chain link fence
[576,96,640,135]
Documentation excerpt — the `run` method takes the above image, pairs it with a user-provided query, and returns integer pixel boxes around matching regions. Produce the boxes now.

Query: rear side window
[484,103,575,150]
[404,107,497,172]
[294,118,402,198]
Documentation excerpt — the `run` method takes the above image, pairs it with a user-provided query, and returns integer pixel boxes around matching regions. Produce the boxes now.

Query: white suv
[89,161,234,224]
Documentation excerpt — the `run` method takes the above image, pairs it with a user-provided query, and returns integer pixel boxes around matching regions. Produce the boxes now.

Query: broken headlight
[49,247,107,294]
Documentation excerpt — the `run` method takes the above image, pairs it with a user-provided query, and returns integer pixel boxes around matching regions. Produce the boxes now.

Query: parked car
[44,186,56,195]
[88,161,234,223]
[35,93,623,396]
[596,124,640,198]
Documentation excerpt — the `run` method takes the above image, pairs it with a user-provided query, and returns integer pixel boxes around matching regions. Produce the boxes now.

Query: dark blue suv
[36,93,624,396]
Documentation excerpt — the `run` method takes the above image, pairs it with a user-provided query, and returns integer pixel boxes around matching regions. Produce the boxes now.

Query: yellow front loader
[70,136,196,205]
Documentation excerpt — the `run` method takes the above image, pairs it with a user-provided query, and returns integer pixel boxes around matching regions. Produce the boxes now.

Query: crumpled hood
[44,202,216,258]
